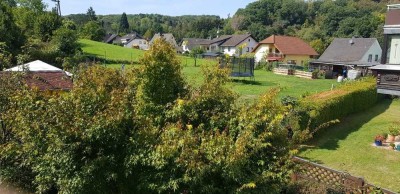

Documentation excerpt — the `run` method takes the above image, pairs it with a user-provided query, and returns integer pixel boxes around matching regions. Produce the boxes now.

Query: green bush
[298,77,378,138]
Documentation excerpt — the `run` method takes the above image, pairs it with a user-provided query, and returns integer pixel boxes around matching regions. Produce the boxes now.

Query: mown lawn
[79,39,337,100]
[299,99,400,192]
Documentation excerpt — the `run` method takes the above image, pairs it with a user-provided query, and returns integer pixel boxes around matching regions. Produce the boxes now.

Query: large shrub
[0,40,294,193]
[298,77,378,138]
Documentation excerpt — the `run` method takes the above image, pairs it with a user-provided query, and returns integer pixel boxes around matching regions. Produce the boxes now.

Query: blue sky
[42,0,255,18]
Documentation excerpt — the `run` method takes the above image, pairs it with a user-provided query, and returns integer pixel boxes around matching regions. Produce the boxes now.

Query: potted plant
[390,123,400,142]
[387,126,397,142]
[390,143,395,150]
[374,135,385,146]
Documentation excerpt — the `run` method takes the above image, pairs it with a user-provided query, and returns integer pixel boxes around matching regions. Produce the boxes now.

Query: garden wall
[299,77,378,133]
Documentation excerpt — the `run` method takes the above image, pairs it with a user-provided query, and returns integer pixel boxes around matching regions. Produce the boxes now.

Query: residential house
[207,35,232,53]
[150,33,182,52]
[125,38,149,50]
[2,60,73,91]
[181,38,210,53]
[113,32,149,50]
[253,35,318,65]
[312,38,381,78]
[370,4,400,96]
[103,33,120,44]
[217,34,258,57]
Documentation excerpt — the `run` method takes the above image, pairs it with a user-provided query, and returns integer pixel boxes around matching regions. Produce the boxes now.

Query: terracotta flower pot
[395,136,400,142]
[387,135,395,143]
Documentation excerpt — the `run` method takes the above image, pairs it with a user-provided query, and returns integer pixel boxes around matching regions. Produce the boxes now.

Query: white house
[117,32,149,50]
[181,38,210,53]
[125,39,149,50]
[218,34,258,56]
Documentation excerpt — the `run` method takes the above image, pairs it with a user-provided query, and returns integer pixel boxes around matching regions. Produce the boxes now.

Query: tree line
[67,0,395,54]
[0,0,102,71]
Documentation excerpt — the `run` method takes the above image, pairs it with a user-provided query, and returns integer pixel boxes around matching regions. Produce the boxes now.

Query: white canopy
[5,60,72,76]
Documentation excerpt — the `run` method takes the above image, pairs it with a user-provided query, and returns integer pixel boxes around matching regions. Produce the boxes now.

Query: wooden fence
[293,157,398,194]
[273,67,316,79]
[273,68,293,76]
[294,71,314,79]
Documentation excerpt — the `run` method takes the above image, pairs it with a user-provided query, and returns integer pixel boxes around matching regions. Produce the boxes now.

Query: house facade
[312,38,382,78]
[150,33,182,52]
[253,35,318,65]
[370,4,400,96]
[181,34,258,57]
[218,34,258,57]
[125,39,149,50]
[181,38,210,53]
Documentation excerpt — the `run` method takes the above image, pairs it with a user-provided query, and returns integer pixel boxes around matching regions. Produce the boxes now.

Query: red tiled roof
[0,71,73,91]
[253,35,318,56]
[386,9,400,26]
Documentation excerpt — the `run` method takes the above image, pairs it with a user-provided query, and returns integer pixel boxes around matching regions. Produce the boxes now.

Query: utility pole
[51,0,61,16]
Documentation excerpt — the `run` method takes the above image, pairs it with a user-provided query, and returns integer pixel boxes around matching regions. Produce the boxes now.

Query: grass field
[79,39,337,100]
[79,39,213,66]
[299,99,400,192]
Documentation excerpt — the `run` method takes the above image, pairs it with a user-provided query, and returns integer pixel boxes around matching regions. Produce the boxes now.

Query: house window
[368,54,372,62]
[228,47,231,52]
[375,55,379,62]
[269,48,272,53]
[248,39,251,42]
[246,47,249,52]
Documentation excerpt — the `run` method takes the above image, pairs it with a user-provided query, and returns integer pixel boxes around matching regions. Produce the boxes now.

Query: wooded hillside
[67,0,399,53]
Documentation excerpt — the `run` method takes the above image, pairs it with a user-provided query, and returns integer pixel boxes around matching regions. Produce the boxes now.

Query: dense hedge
[299,77,378,134]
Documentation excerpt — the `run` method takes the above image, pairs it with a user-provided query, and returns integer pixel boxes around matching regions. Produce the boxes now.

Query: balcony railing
[267,53,283,58]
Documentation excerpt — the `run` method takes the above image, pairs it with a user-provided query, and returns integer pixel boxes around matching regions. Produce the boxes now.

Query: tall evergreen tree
[119,12,129,33]
[86,6,97,21]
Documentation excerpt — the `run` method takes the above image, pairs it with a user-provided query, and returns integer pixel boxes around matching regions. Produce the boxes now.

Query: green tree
[15,0,45,13]
[80,21,105,41]
[34,11,62,42]
[0,1,24,52]
[51,26,80,57]
[143,29,154,40]
[137,38,186,107]
[119,12,129,33]
[310,39,325,55]
[86,6,97,21]
[189,47,204,67]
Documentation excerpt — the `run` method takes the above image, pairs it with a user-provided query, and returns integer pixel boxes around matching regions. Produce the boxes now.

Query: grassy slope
[299,99,400,192]
[79,39,144,62]
[79,39,213,66]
